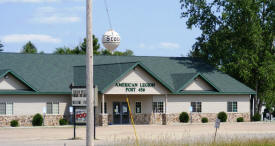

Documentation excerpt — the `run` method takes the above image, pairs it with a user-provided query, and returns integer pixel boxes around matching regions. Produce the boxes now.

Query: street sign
[69,106,73,113]
[215,118,220,128]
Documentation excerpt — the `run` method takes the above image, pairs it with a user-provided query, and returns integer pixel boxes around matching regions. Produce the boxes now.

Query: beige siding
[0,94,71,116]
[167,94,250,114]
[105,67,169,94]
[0,73,29,90]
[184,77,214,91]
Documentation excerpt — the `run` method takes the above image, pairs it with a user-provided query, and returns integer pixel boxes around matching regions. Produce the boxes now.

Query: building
[0,53,255,126]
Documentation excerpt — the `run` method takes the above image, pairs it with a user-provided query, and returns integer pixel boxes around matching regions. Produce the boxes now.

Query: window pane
[158,102,163,113]
[152,102,157,113]
[227,102,232,112]
[233,102,237,112]
[52,102,59,114]
[197,102,201,112]
[6,103,13,115]
[47,102,52,114]
[0,103,6,115]
[136,102,141,113]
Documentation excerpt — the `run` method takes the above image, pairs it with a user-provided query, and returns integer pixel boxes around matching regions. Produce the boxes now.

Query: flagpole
[86,0,94,146]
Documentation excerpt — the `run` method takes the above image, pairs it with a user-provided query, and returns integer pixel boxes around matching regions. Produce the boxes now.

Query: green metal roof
[0,53,255,94]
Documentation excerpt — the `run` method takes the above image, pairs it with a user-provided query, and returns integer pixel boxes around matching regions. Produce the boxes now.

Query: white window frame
[135,101,142,114]
[46,102,59,115]
[191,101,202,112]
[227,101,238,112]
[152,101,164,113]
[0,102,13,115]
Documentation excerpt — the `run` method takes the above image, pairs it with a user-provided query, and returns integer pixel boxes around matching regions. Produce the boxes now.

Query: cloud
[0,0,60,3]
[159,42,180,49]
[139,42,180,50]
[31,6,82,24]
[2,34,61,43]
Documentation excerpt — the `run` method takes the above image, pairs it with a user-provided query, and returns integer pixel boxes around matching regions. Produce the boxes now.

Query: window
[47,102,59,114]
[227,101,237,112]
[152,102,163,113]
[136,102,142,113]
[0,102,13,115]
[101,102,107,114]
[191,102,201,112]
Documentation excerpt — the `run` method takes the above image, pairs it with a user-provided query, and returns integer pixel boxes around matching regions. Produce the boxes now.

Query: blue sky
[0,0,201,57]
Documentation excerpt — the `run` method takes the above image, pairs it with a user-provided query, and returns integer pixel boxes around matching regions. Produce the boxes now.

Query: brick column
[99,114,108,126]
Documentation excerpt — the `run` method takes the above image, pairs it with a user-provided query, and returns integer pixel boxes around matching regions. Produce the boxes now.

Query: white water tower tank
[102,29,120,52]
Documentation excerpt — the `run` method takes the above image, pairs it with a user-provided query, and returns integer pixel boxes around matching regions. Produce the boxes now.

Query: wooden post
[86,0,94,145]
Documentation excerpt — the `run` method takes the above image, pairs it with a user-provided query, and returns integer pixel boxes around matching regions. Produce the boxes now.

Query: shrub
[217,111,227,122]
[10,120,19,127]
[32,113,43,126]
[59,118,68,126]
[252,113,261,121]
[237,117,244,122]
[201,117,208,123]
[179,112,189,123]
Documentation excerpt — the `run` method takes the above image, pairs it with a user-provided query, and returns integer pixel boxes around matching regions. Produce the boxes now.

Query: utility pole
[86,0,94,146]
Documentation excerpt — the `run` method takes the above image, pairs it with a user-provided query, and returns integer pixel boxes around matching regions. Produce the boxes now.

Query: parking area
[1,122,275,146]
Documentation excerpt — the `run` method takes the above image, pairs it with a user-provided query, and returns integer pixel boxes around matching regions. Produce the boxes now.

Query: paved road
[1,122,275,146]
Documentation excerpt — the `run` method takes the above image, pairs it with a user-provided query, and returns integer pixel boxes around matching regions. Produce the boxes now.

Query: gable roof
[0,69,37,91]
[0,53,255,94]
[73,62,173,93]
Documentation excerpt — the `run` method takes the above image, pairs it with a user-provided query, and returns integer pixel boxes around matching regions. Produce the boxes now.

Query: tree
[21,41,37,54]
[0,41,3,52]
[180,0,275,114]
[54,35,134,56]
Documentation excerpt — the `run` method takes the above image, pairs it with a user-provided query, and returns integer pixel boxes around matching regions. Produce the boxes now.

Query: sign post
[214,118,220,142]
[73,107,76,139]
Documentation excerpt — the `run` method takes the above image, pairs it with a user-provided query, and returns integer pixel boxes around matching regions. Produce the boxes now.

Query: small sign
[189,106,193,112]
[215,119,220,128]
[43,107,46,114]
[69,106,73,113]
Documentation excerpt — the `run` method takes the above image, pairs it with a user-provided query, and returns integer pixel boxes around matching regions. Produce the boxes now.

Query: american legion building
[0,53,255,126]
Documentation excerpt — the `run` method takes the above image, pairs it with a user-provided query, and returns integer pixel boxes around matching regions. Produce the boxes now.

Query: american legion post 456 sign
[115,82,155,92]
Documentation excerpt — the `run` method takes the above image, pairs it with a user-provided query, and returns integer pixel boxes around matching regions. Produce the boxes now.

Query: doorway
[113,102,129,124]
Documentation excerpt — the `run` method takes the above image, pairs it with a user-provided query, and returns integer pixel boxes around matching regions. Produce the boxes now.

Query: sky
[0,0,201,57]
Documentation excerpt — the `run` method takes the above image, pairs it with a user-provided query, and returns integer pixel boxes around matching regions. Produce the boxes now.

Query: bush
[237,117,244,122]
[201,117,208,123]
[10,120,19,127]
[217,111,227,122]
[179,112,189,123]
[252,113,261,121]
[59,118,68,126]
[32,113,43,126]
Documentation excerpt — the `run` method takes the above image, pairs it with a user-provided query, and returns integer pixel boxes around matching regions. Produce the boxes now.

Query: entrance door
[113,102,129,124]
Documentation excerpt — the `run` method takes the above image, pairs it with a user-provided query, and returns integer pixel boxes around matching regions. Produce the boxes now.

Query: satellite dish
[102,29,120,52]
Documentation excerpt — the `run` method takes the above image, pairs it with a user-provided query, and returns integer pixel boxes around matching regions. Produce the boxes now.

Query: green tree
[0,41,3,52]
[180,0,275,114]
[21,41,37,54]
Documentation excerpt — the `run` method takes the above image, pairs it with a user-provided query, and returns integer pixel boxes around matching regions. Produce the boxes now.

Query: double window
[135,102,142,114]
[227,101,237,112]
[153,101,163,113]
[46,102,59,114]
[191,102,201,112]
[0,102,13,115]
